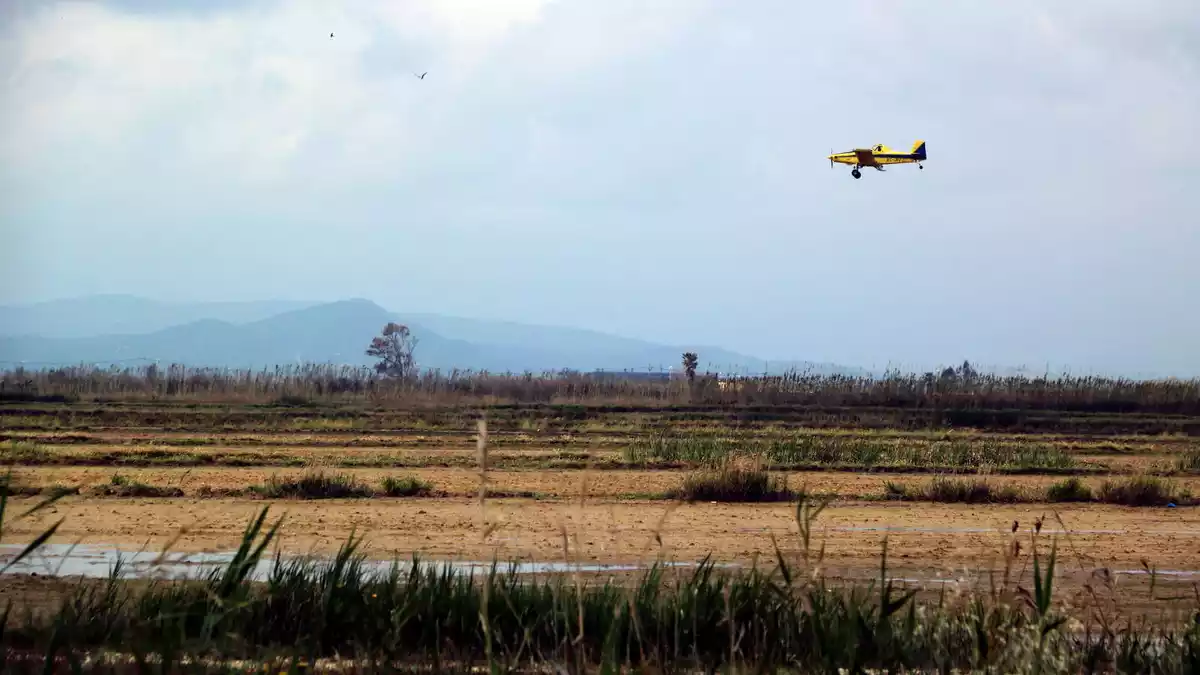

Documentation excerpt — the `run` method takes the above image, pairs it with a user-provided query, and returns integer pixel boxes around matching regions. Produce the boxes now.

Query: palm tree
[682,352,699,384]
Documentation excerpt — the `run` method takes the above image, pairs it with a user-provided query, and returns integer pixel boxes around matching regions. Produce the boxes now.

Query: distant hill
[0,295,865,375]
[0,295,313,339]
[398,312,852,375]
[0,299,480,371]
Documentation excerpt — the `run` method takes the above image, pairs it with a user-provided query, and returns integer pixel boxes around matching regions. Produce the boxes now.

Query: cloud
[0,1,1197,375]
[841,0,1200,164]
[369,0,552,64]
[0,2,525,188]
[5,0,1196,196]
[0,0,717,193]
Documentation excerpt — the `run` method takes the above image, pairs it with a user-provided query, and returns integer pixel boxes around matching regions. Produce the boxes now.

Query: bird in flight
[415,72,427,80]
[330,32,334,38]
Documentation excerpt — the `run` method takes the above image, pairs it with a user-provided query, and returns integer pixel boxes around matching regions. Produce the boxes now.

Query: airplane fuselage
[828,153,919,166]
[828,141,926,178]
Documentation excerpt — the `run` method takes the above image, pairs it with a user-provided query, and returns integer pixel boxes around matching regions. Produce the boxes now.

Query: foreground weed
[0,468,73,576]
[0,474,42,498]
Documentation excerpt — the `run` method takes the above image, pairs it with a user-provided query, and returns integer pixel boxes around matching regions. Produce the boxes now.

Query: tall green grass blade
[0,519,62,575]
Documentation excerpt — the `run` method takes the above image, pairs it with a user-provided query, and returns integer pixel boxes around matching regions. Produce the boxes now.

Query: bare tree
[366,322,418,378]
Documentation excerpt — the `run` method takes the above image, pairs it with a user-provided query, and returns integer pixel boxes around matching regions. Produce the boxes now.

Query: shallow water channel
[0,543,729,582]
[3,541,1199,588]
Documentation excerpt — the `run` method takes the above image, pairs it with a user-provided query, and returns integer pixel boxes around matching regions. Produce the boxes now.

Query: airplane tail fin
[910,140,927,160]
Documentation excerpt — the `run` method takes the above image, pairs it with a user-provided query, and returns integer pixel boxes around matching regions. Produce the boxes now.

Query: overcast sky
[1,0,1198,376]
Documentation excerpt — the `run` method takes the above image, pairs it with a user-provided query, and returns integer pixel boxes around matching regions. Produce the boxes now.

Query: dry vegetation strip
[4,362,1199,409]
[6,436,1199,477]
[5,425,1196,449]
[5,408,1200,439]
[6,465,1200,504]
[5,365,1200,447]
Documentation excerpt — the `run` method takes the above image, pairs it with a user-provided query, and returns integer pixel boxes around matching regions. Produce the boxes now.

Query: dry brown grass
[4,363,1199,415]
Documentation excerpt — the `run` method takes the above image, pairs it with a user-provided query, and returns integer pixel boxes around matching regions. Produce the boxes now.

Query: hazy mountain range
[0,295,864,376]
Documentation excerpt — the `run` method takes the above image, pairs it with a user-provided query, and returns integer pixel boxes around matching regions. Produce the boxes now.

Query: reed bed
[4,363,1200,415]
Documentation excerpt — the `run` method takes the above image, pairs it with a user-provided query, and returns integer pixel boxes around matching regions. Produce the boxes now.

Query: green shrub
[380,475,434,497]
[90,473,183,498]
[666,465,795,503]
[1046,477,1093,502]
[923,476,1022,504]
[883,480,909,500]
[249,471,374,499]
[1097,476,1181,506]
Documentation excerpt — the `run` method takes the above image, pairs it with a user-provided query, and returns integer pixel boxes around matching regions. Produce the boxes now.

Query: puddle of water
[1114,569,1200,578]
[0,544,725,582]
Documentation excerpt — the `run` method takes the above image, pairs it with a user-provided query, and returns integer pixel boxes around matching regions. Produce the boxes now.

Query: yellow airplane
[828,141,926,179]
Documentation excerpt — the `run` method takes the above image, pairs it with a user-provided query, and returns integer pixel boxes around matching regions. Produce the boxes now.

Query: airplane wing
[853,149,878,166]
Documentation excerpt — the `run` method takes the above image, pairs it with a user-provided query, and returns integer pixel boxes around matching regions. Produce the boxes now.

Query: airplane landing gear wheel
[851,168,861,179]
[918,164,924,170]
